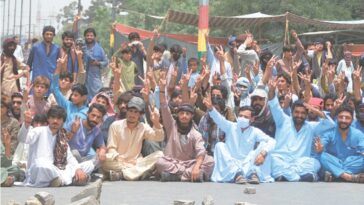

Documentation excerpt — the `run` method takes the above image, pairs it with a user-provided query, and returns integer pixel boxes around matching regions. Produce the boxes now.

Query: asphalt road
[1,181,363,205]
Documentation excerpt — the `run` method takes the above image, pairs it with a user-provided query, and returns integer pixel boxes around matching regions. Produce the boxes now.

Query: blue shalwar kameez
[268,96,335,181]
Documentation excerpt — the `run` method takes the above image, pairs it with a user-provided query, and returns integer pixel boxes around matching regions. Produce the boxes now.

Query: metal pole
[13,0,17,35]
[28,0,31,40]
[7,0,10,36]
[2,0,6,40]
[20,0,23,39]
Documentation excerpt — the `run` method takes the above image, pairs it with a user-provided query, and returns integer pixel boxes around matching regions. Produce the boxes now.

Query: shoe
[49,177,62,187]
[248,173,260,184]
[72,175,90,186]
[324,171,333,182]
[235,175,247,184]
[275,176,287,182]
[299,173,318,182]
[160,171,180,182]
[352,173,364,183]
[109,170,123,181]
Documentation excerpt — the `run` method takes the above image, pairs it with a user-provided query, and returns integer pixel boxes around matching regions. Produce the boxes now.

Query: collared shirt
[268,96,335,160]
[319,126,364,160]
[106,119,164,165]
[27,42,60,82]
[67,121,104,157]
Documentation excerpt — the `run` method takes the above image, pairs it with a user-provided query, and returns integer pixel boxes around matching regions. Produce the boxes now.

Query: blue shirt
[51,74,88,126]
[352,119,364,134]
[66,121,104,157]
[27,42,60,82]
[319,126,364,160]
[268,96,335,160]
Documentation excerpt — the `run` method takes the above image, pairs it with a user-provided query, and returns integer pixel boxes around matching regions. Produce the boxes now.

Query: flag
[197,0,209,61]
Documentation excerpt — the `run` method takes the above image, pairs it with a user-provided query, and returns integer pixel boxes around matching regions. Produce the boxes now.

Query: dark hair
[211,85,228,100]
[84,28,96,37]
[277,73,292,85]
[336,104,354,117]
[170,44,182,55]
[359,54,364,67]
[59,72,74,83]
[42,26,56,36]
[11,92,23,100]
[283,45,293,52]
[88,103,107,116]
[116,91,133,105]
[96,94,109,106]
[61,31,75,40]
[291,100,307,113]
[328,59,337,66]
[121,46,132,54]
[128,32,140,41]
[238,106,254,113]
[171,89,182,100]
[47,105,67,122]
[71,83,88,96]
[32,114,48,125]
[324,93,337,103]
[188,57,199,65]
[153,44,165,53]
[31,38,39,44]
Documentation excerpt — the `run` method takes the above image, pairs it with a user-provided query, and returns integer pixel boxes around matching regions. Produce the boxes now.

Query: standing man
[18,106,95,187]
[27,26,60,86]
[83,28,108,100]
[59,31,81,82]
[128,32,147,86]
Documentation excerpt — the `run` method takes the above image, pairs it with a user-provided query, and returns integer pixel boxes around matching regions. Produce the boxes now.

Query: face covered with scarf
[2,38,17,57]
[235,77,250,99]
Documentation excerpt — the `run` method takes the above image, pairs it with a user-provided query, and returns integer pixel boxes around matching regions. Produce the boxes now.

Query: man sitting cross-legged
[155,75,214,182]
[315,105,364,183]
[18,106,95,187]
[203,92,276,184]
[102,96,164,181]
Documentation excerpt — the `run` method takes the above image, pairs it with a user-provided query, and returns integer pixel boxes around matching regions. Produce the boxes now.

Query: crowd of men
[1,23,364,188]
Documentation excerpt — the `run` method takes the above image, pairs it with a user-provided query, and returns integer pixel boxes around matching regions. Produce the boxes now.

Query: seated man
[1,126,24,187]
[204,94,276,184]
[18,106,95,187]
[67,104,107,165]
[267,79,335,182]
[155,78,214,182]
[315,105,364,183]
[102,96,164,181]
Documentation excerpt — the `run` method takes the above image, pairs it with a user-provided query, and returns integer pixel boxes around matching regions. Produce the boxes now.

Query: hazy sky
[1,0,92,39]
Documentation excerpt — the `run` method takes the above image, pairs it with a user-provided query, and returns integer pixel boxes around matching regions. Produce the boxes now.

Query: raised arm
[267,79,288,127]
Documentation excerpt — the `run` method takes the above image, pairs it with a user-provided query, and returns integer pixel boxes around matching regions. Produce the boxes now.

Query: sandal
[235,175,247,184]
[248,173,260,184]
[1,176,14,187]
[352,173,364,183]
[324,171,333,182]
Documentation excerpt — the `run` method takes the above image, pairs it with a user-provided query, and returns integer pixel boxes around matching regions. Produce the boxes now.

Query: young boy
[119,46,138,91]
[187,57,200,88]
[26,76,51,115]
[52,56,89,126]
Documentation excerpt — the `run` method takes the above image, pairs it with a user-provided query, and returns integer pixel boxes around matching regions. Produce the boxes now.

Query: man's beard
[176,118,192,135]
[338,122,350,130]
[293,117,305,127]
[86,39,94,45]
[119,111,127,120]
[87,118,97,128]
[253,104,263,115]
[4,48,15,57]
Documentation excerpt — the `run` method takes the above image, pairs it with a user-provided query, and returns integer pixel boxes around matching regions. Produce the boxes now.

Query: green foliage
[55,0,362,53]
